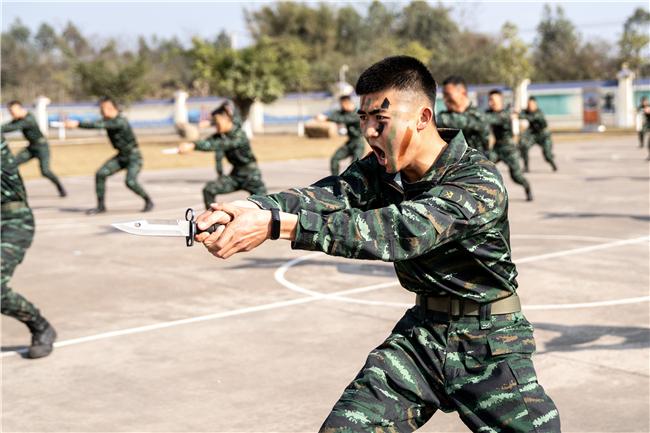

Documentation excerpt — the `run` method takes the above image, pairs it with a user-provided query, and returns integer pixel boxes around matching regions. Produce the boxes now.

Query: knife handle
[197,223,220,235]
[187,222,221,247]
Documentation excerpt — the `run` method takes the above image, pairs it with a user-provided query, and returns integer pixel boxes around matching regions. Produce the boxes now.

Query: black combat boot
[86,199,106,215]
[27,318,57,359]
[57,184,67,197]
[142,198,154,212]
[525,186,533,202]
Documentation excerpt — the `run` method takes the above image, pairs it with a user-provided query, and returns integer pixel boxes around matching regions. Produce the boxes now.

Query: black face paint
[381,98,390,110]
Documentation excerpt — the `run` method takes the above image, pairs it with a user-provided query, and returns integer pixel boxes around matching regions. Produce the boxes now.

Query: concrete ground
[2,134,649,432]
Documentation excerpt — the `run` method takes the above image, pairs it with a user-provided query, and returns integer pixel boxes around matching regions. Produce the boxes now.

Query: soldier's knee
[125,177,138,189]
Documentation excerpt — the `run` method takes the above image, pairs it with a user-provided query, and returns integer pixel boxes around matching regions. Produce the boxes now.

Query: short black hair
[489,89,503,97]
[99,96,118,108]
[442,75,467,89]
[7,100,22,108]
[355,56,437,108]
[211,100,234,118]
[528,96,537,102]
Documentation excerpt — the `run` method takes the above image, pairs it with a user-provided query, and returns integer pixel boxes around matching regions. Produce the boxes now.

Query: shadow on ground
[227,257,395,277]
[533,322,650,354]
[542,212,650,222]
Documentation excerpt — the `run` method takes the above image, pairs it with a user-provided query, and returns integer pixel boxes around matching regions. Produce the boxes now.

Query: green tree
[76,58,150,105]
[189,36,309,119]
[618,7,650,76]
[532,5,582,81]
[493,22,532,99]
[34,23,57,52]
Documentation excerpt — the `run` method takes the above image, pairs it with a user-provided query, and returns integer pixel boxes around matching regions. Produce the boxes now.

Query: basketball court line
[3,234,648,358]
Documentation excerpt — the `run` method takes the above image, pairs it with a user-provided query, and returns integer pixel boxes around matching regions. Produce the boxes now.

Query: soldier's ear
[416,106,433,131]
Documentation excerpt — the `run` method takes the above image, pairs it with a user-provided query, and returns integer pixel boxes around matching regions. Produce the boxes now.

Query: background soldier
[1,100,66,197]
[193,56,560,433]
[437,75,491,157]
[638,96,650,159]
[178,101,267,210]
[485,89,533,201]
[1,140,57,359]
[518,96,558,172]
[65,97,154,214]
[316,94,365,175]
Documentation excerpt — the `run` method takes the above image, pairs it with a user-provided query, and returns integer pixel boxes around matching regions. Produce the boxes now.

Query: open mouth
[370,145,387,165]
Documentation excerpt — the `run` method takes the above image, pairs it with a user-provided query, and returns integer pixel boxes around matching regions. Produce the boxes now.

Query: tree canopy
[2,2,646,109]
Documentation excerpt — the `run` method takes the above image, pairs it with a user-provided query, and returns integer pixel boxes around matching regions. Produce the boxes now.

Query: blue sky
[2,1,648,49]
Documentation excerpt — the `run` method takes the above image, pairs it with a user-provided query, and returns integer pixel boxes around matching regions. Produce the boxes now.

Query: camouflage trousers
[519,131,556,171]
[320,307,560,433]
[202,166,267,209]
[1,207,45,331]
[15,144,65,194]
[490,144,531,193]
[95,150,150,206]
[331,139,366,176]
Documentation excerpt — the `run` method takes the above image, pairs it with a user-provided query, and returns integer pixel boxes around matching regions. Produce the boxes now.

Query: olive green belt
[415,293,521,316]
[1,201,28,212]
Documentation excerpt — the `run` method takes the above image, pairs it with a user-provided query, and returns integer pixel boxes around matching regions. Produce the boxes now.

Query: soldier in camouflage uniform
[518,97,557,172]
[638,97,650,159]
[2,100,67,197]
[317,95,366,175]
[1,140,57,359]
[485,90,533,201]
[65,97,154,214]
[194,57,560,432]
[178,101,267,210]
[437,76,491,157]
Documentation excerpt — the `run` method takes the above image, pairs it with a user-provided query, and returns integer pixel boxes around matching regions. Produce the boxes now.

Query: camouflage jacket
[485,108,515,147]
[79,115,139,156]
[327,109,363,142]
[639,105,650,131]
[250,129,518,302]
[437,104,490,155]
[1,113,47,147]
[194,122,258,177]
[1,141,29,207]
[519,109,548,134]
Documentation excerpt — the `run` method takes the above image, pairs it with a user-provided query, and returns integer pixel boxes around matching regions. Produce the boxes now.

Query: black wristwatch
[270,208,281,240]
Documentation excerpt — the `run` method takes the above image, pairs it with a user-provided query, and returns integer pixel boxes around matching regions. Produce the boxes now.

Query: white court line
[275,235,650,309]
[3,235,649,358]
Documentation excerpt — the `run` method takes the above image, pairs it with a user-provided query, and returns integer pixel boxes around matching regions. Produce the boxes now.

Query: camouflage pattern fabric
[79,115,139,155]
[319,308,560,432]
[248,129,558,430]
[14,144,66,193]
[327,109,365,175]
[202,167,267,210]
[194,115,267,208]
[2,112,65,193]
[1,141,45,331]
[437,104,491,156]
[638,106,650,151]
[249,129,518,303]
[485,109,531,192]
[94,150,150,205]
[330,139,366,176]
[79,116,151,205]
[518,110,556,171]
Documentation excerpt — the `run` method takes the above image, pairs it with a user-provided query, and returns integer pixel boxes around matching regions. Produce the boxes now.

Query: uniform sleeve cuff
[291,210,325,251]
[247,195,281,210]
